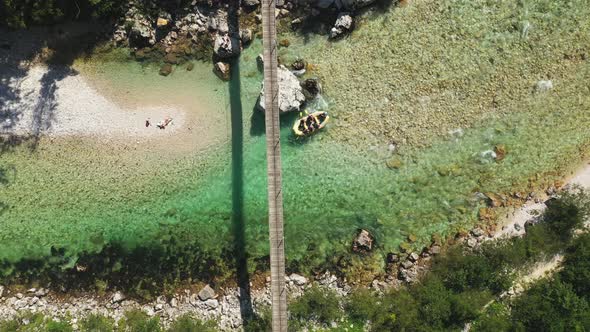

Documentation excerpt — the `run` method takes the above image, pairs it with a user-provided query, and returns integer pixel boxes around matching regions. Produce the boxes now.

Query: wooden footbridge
[261,0,288,330]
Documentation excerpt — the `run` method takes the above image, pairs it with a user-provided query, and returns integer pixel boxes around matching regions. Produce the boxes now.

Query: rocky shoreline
[0,272,350,331]
[106,0,362,79]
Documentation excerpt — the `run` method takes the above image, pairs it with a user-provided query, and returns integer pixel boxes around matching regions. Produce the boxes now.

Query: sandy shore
[1,65,187,140]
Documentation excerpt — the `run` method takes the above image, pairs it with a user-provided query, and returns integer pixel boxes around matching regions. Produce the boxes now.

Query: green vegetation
[0,312,218,332]
[116,310,160,332]
[244,307,271,332]
[290,286,341,329]
[166,314,217,332]
[80,314,115,332]
[510,277,590,331]
[0,313,72,332]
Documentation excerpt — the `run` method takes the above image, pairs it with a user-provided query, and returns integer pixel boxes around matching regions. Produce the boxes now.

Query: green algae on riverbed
[1,0,590,285]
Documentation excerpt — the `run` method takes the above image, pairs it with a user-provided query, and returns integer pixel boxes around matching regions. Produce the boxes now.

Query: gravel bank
[1,65,186,140]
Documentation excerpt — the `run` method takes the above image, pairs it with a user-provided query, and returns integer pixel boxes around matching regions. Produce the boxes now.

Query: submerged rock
[291,59,306,76]
[352,229,374,252]
[256,54,264,72]
[214,62,231,81]
[240,29,253,45]
[330,13,353,39]
[257,65,306,113]
[303,78,322,98]
[536,80,553,92]
[494,144,507,161]
[387,253,400,263]
[159,63,173,76]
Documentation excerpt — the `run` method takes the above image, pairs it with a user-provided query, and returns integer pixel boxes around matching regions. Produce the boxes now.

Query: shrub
[560,234,590,300]
[244,307,271,332]
[544,198,584,240]
[411,277,453,330]
[471,303,512,332]
[450,290,491,323]
[45,319,73,332]
[0,314,73,332]
[377,289,419,331]
[345,288,377,325]
[80,314,115,332]
[290,286,341,326]
[434,247,511,294]
[166,314,217,332]
[510,278,590,331]
[117,310,160,332]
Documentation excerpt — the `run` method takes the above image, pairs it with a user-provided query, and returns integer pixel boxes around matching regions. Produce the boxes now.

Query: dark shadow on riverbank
[0,23,113,151]
[227,4,254,325]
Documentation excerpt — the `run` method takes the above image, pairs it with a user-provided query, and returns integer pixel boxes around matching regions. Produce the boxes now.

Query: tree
[560,234,590,300]
[510,278,590,331]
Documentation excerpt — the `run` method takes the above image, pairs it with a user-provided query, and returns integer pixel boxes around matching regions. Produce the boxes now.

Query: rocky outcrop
[257,65,306,113]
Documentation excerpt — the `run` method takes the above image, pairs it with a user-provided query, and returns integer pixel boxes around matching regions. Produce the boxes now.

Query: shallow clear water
[1,0,589,279]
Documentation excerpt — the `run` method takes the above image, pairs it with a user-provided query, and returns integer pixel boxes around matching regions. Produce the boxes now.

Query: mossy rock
[494,144,507,161]
[431,233,443,245]
[479,207,496,221]
[386,157,403,169]
[164,53,179,64]
[279,38,290,47]
[159,63,173,76]
[399,241,411,252]
[407,234,417,243]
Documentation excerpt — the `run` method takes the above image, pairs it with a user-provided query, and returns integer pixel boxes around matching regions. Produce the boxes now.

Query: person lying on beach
[156,117,173,129]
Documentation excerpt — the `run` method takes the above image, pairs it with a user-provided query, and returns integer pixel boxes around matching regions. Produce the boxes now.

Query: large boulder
[198,284,216,301]
[214,34,240,59]
[330,13,354,39]
[257,65,306,113]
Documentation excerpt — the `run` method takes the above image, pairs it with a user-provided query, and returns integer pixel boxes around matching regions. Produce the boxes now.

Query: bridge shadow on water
[227,4,254,326]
